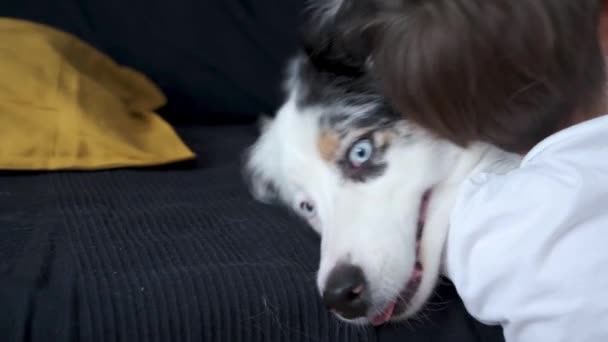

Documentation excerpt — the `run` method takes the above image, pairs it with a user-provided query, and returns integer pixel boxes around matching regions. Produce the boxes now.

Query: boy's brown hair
[368,0,605,152]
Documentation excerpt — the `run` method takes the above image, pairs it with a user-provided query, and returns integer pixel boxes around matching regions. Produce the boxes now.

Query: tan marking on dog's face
[318,131,341,162]
[376,130,396,147]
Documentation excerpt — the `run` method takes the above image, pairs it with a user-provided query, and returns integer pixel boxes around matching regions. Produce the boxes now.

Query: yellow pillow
[0,18,195,170]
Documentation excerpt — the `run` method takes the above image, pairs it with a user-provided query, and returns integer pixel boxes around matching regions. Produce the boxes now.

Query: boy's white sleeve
[445,168,608,342]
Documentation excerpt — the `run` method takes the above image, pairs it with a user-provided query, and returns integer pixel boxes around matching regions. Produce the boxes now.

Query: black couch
[0,1,505,341]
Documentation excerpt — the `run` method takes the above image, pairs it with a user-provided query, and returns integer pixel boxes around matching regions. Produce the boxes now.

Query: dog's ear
[299,3,337,60]
[250,174,278,204]
[243,167,279,204]
[242,139,280,204]
[300,0,381,76]
[300,0,390,77]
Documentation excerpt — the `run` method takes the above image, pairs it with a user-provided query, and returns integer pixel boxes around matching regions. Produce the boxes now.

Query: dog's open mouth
[369,189,432,326]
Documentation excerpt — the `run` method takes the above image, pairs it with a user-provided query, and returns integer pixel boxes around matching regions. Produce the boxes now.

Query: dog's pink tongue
[370,301,396,326]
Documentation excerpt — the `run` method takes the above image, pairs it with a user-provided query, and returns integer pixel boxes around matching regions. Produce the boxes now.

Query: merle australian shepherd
[244,0,520,326]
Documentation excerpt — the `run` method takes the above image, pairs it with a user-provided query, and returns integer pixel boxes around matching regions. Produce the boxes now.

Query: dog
[244,0,520,326]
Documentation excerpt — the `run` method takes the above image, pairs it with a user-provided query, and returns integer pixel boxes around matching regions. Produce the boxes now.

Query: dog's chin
[333,281,432,326]
[367,258,425,326]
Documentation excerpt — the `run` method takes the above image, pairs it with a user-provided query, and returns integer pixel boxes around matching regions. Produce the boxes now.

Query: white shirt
[446,115,608,342]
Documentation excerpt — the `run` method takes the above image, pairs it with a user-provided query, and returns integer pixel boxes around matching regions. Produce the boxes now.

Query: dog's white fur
[245,0,521,325]
[246,82,519,324]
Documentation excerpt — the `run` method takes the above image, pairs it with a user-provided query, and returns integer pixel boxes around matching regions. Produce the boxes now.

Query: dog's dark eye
[348,139,374,168]
[299,201,315,217]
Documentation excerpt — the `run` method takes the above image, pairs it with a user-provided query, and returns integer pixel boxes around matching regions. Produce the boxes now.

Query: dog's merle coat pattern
[284,2,407,183]
[290,50,405,182]
[244,0,518,326]
[294,0,400,121]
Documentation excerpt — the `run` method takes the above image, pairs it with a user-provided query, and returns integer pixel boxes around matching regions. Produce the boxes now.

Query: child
[369,1,608,341]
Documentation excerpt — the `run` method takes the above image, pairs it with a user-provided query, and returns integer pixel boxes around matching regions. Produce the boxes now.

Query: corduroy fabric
[0,125,504,342]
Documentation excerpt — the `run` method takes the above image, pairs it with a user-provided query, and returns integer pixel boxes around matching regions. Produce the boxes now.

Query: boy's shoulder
[468,114,608,199]
[457,113,608,220]
[523,114,608,166]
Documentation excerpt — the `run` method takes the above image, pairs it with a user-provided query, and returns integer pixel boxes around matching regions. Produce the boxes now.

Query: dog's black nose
[322,264,369,319]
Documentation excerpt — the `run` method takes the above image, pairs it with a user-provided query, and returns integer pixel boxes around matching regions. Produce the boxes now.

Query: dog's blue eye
[348,139,374,167]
